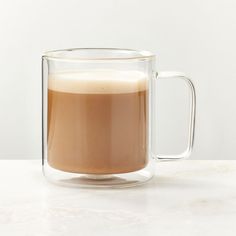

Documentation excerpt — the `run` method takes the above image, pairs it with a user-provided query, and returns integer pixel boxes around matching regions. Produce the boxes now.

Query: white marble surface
[0,160,235,236]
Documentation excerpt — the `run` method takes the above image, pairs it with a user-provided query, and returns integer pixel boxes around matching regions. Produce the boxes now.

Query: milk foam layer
[48,70,147,94]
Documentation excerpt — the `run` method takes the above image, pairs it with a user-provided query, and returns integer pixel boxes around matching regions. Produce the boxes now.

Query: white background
[0,0,235,160]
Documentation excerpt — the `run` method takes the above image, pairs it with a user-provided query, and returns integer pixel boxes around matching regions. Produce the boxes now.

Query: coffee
[47,70,148,174]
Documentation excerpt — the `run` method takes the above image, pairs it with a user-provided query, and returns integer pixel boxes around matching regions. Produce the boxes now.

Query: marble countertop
[0,160,235,236]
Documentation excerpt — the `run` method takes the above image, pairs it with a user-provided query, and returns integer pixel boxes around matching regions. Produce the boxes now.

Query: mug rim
[42,48,155,62]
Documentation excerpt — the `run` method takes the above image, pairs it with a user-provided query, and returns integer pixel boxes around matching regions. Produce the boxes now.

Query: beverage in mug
[48,70,148,174]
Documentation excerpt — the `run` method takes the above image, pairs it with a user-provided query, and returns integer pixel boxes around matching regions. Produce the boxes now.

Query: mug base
[43,160,154,188]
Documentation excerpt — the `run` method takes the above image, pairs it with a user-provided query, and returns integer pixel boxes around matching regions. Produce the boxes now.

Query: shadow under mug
[42,48,196,188]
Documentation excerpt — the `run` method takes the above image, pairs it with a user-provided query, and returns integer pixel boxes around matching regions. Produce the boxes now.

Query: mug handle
[153,71,196,161]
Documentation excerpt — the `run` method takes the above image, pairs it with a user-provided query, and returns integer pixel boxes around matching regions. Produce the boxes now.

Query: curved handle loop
[154,71,196,161]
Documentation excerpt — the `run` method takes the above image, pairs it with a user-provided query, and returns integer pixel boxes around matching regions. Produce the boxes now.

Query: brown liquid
[47,72,148,174]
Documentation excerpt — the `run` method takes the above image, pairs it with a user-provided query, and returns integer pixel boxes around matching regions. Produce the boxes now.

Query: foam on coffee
[48,70,147,94]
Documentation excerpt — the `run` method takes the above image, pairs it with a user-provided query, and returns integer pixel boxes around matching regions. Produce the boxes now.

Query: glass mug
[42,48,196,188]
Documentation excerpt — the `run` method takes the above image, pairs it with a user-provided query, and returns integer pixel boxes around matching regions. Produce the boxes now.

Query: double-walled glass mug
[42,48,196,188]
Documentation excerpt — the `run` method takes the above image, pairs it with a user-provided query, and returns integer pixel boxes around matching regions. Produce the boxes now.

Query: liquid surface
[47,70,148,174]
